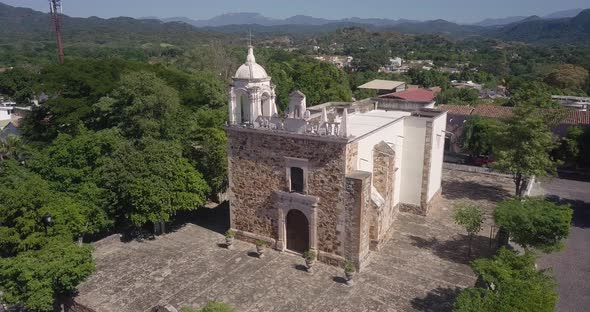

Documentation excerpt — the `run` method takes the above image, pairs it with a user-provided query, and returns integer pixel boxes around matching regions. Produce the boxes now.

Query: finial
[248,29,252,47]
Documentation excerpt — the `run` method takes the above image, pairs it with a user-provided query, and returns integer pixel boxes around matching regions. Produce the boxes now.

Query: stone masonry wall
[227,128,349,257]
[345,142,358,174]
[343,171,372,271]
[371,142,398,250]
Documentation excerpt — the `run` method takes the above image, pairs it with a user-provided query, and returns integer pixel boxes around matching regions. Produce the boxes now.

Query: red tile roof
[471,105,514,118]
[437,104,590,126]
[438,105,474,116]
[380,88,435,102]
[562,110,590,125]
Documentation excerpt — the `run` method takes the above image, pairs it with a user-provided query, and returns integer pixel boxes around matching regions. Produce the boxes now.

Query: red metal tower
[48,0,64,64]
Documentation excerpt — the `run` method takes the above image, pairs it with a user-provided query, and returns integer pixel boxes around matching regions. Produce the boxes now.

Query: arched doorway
[261,93,270,117]
[239,93,249,123]
[286,209,309,253]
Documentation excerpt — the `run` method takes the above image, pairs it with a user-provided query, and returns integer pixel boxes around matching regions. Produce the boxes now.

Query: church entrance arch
[286,209,309,253]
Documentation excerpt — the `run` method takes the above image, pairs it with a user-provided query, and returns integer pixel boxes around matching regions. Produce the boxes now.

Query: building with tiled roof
[471,105,514,119]
[439,104,590,126]
[562,110,590,125]
[438,105,474,116]
[438,104,590,153]
[379,89,436,103]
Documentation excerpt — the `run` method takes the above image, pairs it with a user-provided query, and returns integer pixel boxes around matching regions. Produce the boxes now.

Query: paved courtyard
[74,170,514,312]
[532,178,590,312]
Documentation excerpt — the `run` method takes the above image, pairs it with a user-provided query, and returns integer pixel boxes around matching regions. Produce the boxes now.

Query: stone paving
[74,170,514,312]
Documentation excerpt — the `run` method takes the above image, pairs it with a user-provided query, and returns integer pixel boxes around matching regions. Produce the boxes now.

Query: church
[226,46,447,271]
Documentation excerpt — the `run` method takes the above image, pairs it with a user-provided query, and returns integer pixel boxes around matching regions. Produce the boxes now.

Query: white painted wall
[0,108,12,121]
[355,119,405,205]
[427,112,447,200]
[400,117,426,206]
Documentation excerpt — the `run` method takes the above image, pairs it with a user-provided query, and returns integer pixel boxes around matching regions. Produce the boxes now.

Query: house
[0,100,16,121]
[358,79,407,95]
[451,80,482,91]
[0,121,20,142]
[375,88,438,111]
[551,95,590,111]
[439,104,590,154]
[226,46,447,271]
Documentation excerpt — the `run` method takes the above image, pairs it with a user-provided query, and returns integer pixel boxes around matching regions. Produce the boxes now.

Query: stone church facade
[226,47,447,271]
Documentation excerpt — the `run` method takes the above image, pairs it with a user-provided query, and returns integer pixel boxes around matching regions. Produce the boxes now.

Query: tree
[554,126,586,167]
[494,198,572,252]
[101,139,210,227]
[453,203,485,257]
[0,67,37,104]
[544,64,589,90]
[0,162,96,311]
[103,71,181,139]
[0,239,94,312]
[453,248,557,312]
[436,88,479,105]
[507,82,557,108]
[183,109,228,198]
[0,134,24,161]
[461,116,503,157]
[492,106,559,197]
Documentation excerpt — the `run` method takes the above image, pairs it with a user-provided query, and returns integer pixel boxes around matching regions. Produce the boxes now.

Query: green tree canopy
[101,139,210,227]
[461,116,503,157]
[494,198,572,252]
[0,239,94,312]
[507,81,558,108]
[544,64,589,90]
[101,71,181,139]
[453,248,557,312]
[492,106,559,196]
[453,203,485,257]
[436,88,479,105]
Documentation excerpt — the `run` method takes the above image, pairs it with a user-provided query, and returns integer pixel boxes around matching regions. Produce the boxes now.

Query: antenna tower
[48,0,64,64]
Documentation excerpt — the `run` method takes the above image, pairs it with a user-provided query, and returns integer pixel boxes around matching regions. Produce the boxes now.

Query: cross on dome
[234,45,268,80]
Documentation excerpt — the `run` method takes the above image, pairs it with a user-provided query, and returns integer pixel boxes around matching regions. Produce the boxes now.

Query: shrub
[344,263,356,273]
[453,203,485,257]
[494,198,572,252]
[453,248,557,312]
[303,250,316,261]
[255,239,268,247]
[224,230,235,239]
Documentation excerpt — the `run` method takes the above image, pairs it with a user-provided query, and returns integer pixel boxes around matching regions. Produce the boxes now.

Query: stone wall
[370,142,398,251]
[343,171,372,271]
[345,142,358,174]
[227,127,349,258]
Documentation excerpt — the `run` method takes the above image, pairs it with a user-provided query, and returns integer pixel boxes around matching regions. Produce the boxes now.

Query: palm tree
[0,134,23,161]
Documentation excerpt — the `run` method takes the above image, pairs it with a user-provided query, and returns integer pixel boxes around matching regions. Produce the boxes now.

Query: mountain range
[473,8,585,26]
[139,13,422,28]
[142,8,586,28]
[1,2,589,46]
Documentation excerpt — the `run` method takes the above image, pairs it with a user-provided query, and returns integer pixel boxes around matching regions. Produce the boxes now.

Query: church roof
[234,46,269,80]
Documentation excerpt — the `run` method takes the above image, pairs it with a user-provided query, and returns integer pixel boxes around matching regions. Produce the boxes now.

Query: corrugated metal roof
[358,79,405,90]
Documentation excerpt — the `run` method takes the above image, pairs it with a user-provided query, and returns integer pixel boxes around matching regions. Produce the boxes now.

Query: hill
[492,9,590,44]
[0,2,224,48]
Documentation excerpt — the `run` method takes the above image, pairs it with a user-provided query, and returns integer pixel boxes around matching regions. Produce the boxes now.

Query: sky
[3,0,589,23]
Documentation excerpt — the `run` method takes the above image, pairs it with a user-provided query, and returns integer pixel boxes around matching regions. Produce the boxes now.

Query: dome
[234,46,269,80]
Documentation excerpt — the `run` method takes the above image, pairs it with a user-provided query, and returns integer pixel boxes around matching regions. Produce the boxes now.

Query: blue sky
[3,0,589,23]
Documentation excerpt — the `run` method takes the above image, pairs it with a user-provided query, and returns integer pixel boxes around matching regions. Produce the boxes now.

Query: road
[533,178,590,312]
